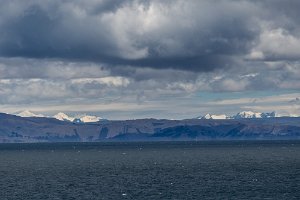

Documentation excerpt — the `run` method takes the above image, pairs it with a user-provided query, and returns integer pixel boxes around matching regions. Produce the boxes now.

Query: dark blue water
[0,141,299,199]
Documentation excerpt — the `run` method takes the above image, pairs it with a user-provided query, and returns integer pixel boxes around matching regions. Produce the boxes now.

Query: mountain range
[16,110,103,123]
[0,112,299,143]
[15,110,281,123]
[199,111,276,119]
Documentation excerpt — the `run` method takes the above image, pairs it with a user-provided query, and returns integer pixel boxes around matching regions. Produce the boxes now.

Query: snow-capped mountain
[233,111,276,119]
[16,110,44,118]
[53,112,75,122]
[200,114,229,120]
[76,115,103,123]
[199,111,276,120]
[2,112,300,143]
[53,112,102,123]
[12,111,104,123]
[234,111,262,119]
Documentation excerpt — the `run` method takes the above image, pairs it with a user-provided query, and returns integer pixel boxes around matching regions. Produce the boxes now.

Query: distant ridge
[198,111,278,120]
[13,110,299,122]
[1,112,300,143]
[53,112,103,123]
[15,111,103,123]
[53,112,75,122]
[16,110,45,118]
[233,111,276,119]
[201,114,229,120]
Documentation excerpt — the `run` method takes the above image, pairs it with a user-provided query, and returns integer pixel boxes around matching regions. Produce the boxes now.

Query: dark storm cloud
[0,3,113,60]
[0,0,263,72]
[260,0,300,29]
[0,0,300,93]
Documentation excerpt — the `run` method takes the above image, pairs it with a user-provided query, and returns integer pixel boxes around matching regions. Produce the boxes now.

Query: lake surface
[0,141,299,199]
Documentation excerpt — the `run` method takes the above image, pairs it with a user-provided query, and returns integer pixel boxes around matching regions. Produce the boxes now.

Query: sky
[0,0,300,119]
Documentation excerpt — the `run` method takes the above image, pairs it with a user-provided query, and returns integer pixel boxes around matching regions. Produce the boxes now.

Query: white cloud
[71,77,130,87]
[248,28,300,60]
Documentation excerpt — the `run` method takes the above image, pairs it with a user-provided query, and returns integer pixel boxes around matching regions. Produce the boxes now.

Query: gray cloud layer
[1,0,300,70]
[0,0,300,118]
[0,0,276,70]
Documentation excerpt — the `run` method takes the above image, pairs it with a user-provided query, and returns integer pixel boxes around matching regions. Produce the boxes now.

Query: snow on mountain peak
[202,113,228,119]
[199,111,276,120]
[53,112,75,122]
[53,113,102,123]
[78,115,102,123]
[234,111,276,119]
[16,110,44,118]
[234,111,262,119]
